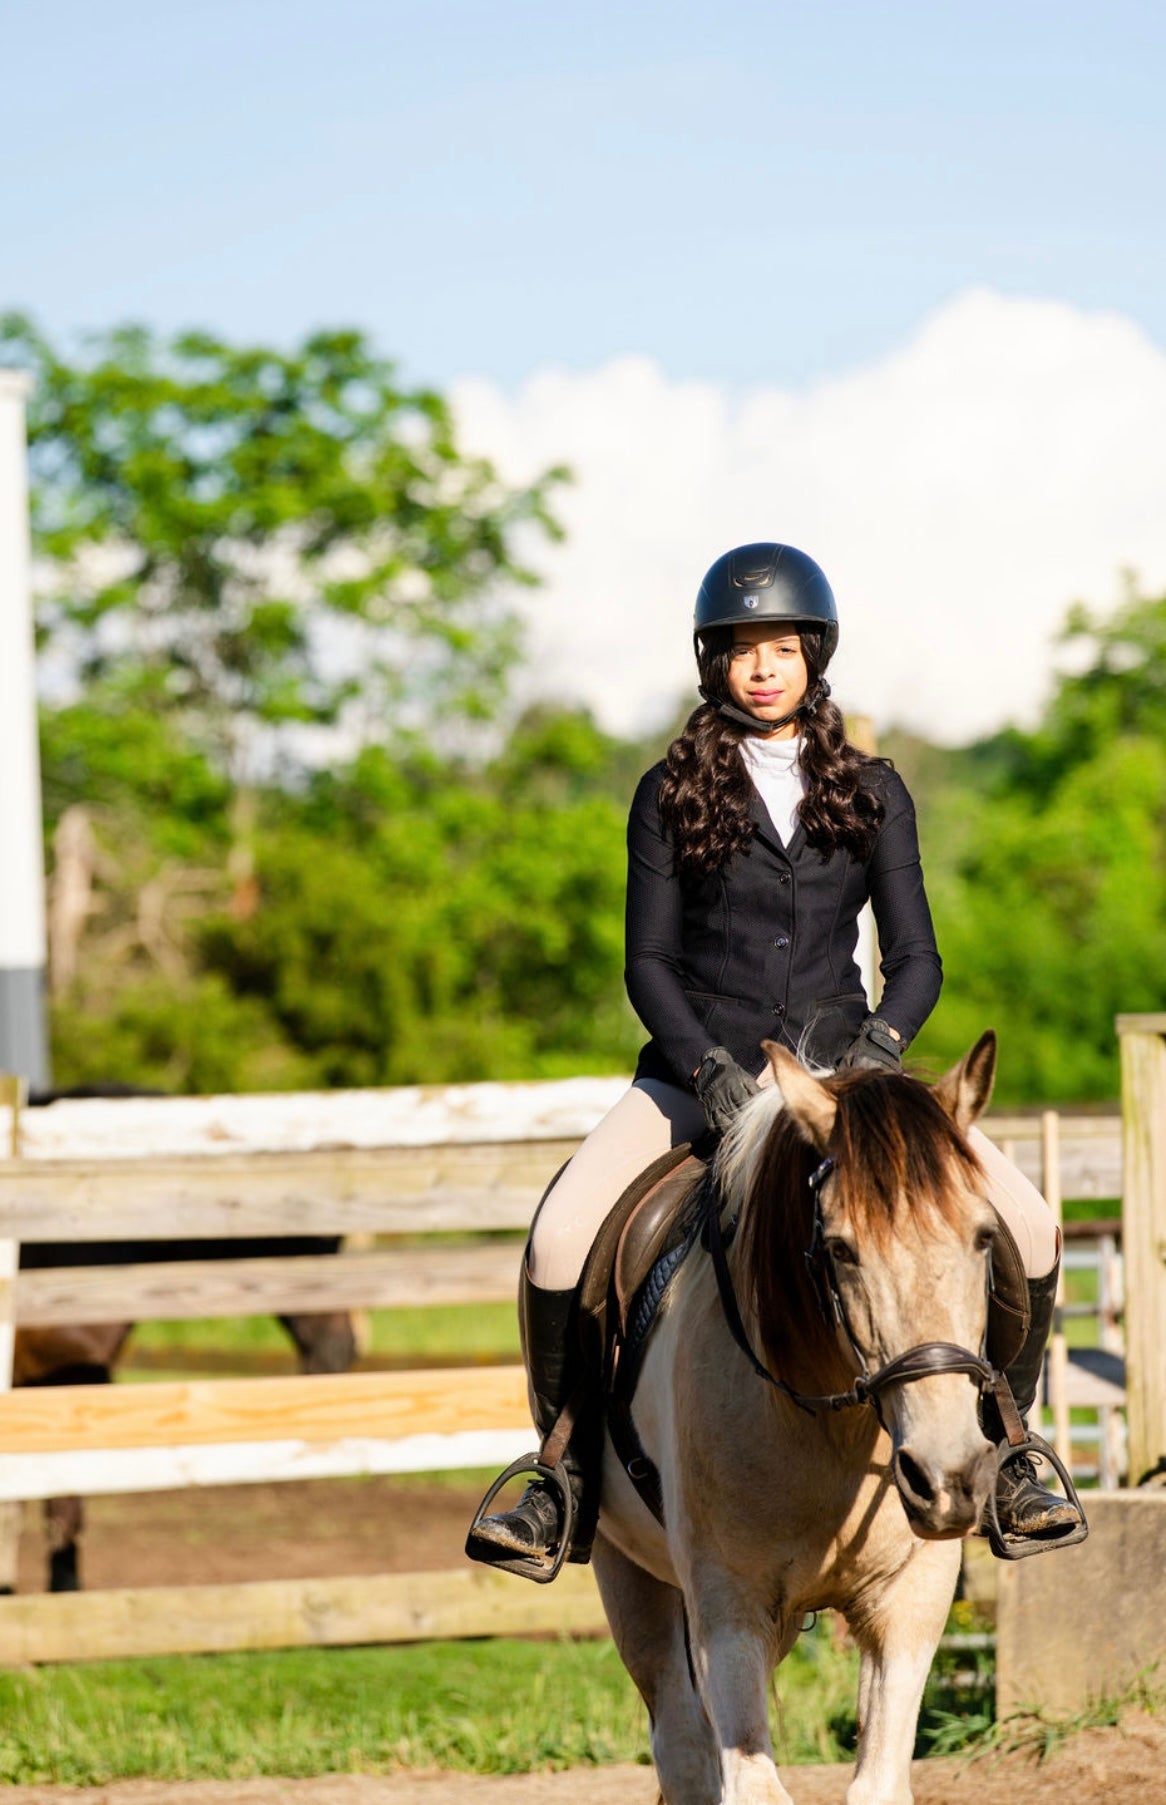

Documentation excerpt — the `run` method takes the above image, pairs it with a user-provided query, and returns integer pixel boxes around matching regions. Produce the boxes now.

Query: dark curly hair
[657,627,886,875]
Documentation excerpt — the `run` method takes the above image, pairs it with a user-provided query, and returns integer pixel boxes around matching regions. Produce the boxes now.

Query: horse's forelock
[830,1074,985,1248]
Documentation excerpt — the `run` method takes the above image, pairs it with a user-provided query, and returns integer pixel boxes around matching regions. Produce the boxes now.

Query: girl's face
[725,624,809,737]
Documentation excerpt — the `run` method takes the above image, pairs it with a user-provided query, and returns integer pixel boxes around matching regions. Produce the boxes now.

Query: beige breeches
[528,1080,707,1290]
[966,1124,1059,1277]
[527,1079,1058,1292]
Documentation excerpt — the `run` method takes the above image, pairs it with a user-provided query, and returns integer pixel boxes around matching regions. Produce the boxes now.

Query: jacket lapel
[749,793,798,860]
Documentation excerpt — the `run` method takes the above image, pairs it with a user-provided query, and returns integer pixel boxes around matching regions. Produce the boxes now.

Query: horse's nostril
[894,1449,936,1506]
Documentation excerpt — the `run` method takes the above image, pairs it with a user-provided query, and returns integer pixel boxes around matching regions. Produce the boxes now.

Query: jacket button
[778,873,791,885]
[774,936,789,948]
[772,1003,785,1015]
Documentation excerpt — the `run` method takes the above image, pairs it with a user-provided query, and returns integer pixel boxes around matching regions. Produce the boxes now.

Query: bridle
[703,1152,998,1423]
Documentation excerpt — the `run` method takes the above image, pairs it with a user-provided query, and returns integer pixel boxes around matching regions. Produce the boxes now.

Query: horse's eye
[828,1238,857,1266]
[975,1226,996,1255]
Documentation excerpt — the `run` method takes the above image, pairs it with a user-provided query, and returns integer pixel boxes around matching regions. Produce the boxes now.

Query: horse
[592,1032,1002,1805]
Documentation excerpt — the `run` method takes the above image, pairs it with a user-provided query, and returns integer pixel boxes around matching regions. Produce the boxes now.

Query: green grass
[126,1298,522,1374]
[1062,1196,1120,1224]
[0,1623,861,1785]
[922,1665,1165,1764]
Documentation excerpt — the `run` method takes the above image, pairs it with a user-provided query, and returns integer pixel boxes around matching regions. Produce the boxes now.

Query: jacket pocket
[682,988,752,1047]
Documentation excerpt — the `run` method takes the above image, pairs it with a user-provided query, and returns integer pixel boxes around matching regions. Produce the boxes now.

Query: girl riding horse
[467,541,1083,1571]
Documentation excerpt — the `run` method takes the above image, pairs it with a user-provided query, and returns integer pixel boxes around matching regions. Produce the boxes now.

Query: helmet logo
[742,594,760,608]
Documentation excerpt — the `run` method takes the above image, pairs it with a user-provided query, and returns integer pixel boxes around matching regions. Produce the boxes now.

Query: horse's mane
[715,1070,985,1381]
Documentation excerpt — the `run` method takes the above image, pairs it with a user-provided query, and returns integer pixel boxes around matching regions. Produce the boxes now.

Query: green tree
[913,585,1166,1102]
[197,739,639,1087]
[40,698,314,1091]
[6,313,584,1088]
[2,314,566,779]
[40,704,644,1092]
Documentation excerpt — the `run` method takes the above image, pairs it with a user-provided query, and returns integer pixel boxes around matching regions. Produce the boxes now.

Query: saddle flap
[614,1155,706,1335]
[574,1144,698,1369]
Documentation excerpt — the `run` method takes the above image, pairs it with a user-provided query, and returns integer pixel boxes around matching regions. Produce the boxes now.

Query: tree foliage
[910,585,1166,1101]
[2,314,566,775]
[43,703,644,1092]
[18,311,1162,1102]
[43,586,1166,1101]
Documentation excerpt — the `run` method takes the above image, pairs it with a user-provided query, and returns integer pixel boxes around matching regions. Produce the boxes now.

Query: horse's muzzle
[892,1440,997,1539]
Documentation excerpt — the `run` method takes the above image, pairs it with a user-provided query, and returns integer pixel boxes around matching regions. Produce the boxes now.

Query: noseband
[704,1153,997,1421]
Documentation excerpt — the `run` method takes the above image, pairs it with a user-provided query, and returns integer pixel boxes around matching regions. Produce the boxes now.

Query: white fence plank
[16,1076,630,1160]
[0,1430,533,1502]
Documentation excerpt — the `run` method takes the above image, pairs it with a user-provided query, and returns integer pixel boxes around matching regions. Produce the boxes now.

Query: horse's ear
[761,1040,838,1151]
[933,1030,997,1132]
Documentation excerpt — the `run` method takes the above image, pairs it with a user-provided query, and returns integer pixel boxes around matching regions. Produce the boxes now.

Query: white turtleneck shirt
[739,733,805,846]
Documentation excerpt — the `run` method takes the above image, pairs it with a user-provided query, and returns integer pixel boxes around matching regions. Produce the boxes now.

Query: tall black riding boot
[465,1269,595,1576]
[984,1263,1084,1545]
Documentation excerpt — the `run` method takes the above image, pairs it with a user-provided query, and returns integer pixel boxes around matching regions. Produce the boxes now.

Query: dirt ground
[13,1481,1166,1803]
[16,1474,477,1593]
[3,1716,1166,1805]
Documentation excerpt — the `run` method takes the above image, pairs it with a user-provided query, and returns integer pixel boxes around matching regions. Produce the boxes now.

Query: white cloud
[452,290,1166,745]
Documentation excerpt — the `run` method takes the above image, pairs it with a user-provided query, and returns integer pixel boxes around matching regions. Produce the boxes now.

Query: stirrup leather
[981,1429,1089,1561]
[466,1454,577,1584]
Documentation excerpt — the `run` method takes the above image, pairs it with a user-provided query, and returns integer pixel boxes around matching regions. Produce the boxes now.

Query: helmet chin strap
[699,679,831,737]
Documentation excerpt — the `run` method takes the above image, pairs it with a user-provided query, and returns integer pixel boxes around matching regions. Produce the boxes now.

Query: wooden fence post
[1041,1110,1072,1470]
[1117,1014,1166,1485]
[0,1075,25,1591]
[0,1074,23,1385]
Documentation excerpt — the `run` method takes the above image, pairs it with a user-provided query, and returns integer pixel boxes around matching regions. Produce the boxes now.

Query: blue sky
[5,1,1166,740]
[5,0,1165,390]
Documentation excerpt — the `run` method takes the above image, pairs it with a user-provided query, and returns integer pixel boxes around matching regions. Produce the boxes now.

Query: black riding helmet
[694,542,839,734]
[694,542,839,665]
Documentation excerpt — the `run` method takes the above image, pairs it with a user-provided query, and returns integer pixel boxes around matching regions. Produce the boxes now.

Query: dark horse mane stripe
[726,1071,984,1384]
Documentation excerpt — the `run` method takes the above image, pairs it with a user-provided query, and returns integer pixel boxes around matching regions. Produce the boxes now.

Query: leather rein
[703,1153,999,1422]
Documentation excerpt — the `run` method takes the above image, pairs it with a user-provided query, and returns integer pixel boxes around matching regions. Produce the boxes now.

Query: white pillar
[0,370,49,1087]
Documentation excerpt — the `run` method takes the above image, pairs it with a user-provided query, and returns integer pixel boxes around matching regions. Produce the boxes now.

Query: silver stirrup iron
[466,1454,577,1584]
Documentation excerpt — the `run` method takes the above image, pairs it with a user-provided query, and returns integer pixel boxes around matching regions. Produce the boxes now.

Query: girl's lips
[749,690,782,703]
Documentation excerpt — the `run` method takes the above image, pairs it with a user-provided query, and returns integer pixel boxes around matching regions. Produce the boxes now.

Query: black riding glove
[693,1046,760,1134]
[837,1015,903,1074]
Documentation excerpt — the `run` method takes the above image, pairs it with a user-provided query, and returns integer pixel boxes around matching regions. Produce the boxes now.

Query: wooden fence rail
[13,1241,524,1328]
[0,1078,1128,1664]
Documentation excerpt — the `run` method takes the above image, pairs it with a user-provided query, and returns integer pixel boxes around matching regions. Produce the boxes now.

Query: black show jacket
[625,759,942,1088]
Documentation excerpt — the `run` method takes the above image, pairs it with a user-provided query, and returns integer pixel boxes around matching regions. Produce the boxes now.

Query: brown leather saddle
[568,1147,1033,1528]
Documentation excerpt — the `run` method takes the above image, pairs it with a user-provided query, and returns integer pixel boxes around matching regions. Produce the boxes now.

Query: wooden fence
[1117,1015,1166,1484]
[0,1075,1129,1664]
